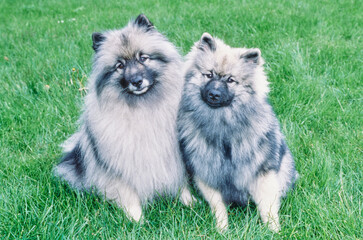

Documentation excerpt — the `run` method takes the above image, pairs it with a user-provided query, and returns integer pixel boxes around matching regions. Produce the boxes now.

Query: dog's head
[90,14,181,102]
[185,33,269,109]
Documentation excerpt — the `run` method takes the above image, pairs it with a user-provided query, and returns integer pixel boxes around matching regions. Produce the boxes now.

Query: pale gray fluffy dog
[177,33,298,232]
[54,14,194,222]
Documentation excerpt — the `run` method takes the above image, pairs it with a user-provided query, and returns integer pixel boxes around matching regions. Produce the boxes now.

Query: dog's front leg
[103,178,143,222]
[250,171,281,232]
[196,178,228,231]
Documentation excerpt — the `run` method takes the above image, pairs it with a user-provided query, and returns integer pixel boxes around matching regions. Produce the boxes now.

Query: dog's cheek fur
[95,68,117,96]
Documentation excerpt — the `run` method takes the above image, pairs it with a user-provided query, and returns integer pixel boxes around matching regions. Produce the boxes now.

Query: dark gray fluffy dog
[177,33,298,232]
[54,14,194,222]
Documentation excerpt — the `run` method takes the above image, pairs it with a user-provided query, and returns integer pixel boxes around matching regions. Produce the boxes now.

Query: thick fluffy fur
[177,33,298,232]
[54,14,193,221]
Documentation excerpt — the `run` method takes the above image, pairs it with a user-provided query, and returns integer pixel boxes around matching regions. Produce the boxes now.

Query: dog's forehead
[197,48,238,75]
[118,33,142,59]
[214,49,240,75]
[104,29,148,59]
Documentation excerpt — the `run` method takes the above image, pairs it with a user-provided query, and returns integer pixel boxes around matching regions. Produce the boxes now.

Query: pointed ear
[134,14,154,31]
[92,32,105,52]
[198,32,216,51]
[240,48,261,65]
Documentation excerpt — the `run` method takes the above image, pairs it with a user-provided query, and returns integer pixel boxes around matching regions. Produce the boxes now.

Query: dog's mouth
[129,86,150,95]
[126,79,155,95]
[205,100,225,108]
[204,99,232,108]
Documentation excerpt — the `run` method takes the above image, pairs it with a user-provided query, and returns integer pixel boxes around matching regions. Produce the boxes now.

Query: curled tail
[54,142,85,189]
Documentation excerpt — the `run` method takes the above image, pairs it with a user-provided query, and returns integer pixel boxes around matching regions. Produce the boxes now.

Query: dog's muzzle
[127,76,152,95]
[201,80,233,108]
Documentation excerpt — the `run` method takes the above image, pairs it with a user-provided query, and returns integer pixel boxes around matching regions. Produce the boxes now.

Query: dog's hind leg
[196,178,228,231]
[102,178,143,222]
[249,171,281,232]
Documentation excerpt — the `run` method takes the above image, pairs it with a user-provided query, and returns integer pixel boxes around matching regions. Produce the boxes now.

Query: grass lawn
[0,0,361,239]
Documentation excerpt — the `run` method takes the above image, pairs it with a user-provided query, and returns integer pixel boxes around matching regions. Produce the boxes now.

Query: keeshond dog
[177,33,298,232]
[54,14,194,222]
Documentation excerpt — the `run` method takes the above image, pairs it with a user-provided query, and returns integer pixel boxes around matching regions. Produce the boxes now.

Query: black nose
[208,89,221,102]
[130,76,143,87]
[201,80,234,108]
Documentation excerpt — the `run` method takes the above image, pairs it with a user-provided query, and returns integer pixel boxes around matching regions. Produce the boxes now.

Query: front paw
[267,219,281,233]
[216,217,228,232]
[179,187,198,207]
[125,205,143,223]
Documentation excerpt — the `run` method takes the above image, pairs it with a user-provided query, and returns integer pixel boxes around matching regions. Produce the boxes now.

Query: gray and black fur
[54,14,194,222]
[177,33,298,232]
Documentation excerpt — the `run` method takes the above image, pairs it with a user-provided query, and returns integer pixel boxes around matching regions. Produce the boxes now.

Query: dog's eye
[140,55,149,62]
[226,77,236,83]
[204,72,213,79]
[116,62,124,69]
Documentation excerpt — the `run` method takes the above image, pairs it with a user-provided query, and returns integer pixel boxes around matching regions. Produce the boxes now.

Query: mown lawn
[0,0,361,239]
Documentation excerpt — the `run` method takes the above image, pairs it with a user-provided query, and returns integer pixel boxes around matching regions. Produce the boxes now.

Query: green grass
[0,0,362,239]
